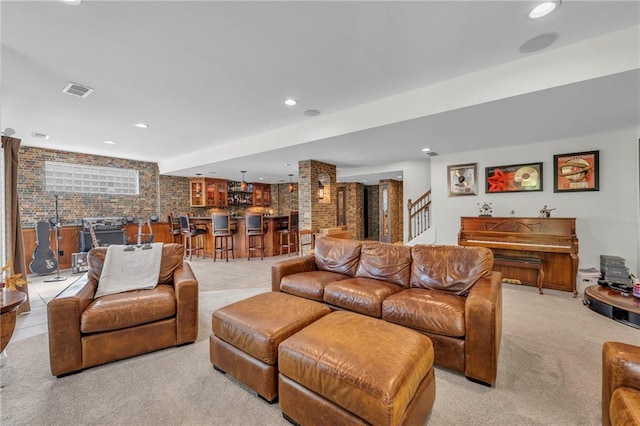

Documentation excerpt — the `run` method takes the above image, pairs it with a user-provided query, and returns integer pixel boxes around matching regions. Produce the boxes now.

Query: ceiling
[2,1,639,185]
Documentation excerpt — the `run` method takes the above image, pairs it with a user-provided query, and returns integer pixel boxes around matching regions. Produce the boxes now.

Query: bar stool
[278,210,299,256]
[246,213,265,260]
[167,213,182,243]
[180,215,206,261]
[298,229,315,256]
[212,212,234,262]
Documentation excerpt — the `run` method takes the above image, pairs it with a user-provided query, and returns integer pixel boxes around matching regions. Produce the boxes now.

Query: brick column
[298,160,336,231]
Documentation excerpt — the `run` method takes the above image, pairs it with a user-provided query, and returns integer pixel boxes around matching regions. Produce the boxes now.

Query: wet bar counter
[190,215,290,259]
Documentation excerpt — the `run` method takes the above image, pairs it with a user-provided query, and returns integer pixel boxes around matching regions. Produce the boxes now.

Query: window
[45,161,139,195]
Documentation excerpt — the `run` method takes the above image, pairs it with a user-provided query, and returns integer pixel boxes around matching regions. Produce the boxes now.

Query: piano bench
[494,256,545,294]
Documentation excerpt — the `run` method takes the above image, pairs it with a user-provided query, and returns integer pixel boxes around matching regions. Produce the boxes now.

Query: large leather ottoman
[209,291,331,402]
[278,311,436,426]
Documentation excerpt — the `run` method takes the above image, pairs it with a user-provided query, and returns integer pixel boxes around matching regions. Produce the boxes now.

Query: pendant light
[288,174,294,193]
[240,171,248,191]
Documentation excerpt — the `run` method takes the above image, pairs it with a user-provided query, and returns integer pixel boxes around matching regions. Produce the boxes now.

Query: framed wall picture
[553,150,599,192]
[485,162,543,193]
[447,163,477,196]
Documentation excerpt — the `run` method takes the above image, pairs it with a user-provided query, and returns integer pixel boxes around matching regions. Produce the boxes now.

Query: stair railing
[407,189,431,241]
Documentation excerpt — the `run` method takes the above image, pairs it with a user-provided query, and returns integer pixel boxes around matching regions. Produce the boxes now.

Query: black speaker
[80,230,127,252]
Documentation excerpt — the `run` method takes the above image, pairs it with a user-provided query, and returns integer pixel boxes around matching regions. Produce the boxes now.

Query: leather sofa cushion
[355,241,412,287]
[324,277,403,318]
[278,311,433,426]
[88,243,183,284]
[281,271,350,301]
[610,387,640,426]
[314,237,362,277]
[382,288,466,337]
[81,284,176,333]
[410,245,493,295]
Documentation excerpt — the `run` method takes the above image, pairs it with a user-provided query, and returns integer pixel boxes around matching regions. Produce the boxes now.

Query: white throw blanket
[95,243,164,298]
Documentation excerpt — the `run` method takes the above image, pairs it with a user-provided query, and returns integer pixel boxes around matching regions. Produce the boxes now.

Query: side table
[1,289,27,366]
[583,285,640,329]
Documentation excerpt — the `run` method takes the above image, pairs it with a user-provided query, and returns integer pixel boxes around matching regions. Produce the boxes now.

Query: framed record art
[553,150,599,192]
[485,162,543,193]
[447,163,477,196]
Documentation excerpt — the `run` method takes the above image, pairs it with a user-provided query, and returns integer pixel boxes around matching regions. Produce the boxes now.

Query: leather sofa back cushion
[355,241,412,287]
[410,245,493,295]
[314,237,362,277]
[88,243,184,284]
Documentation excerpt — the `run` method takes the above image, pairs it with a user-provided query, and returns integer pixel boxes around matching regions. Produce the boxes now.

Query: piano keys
[458,217,579,296]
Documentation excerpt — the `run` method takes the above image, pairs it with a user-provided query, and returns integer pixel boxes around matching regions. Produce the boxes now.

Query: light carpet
[1,265,639,425]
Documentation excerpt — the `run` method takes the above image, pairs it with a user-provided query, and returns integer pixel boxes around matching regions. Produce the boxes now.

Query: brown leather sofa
[602,341,640,426]
[271,237,503,386]
[48,243,198,376]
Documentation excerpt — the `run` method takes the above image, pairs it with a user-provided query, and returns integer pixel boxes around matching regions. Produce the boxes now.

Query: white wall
[430,129,640,276]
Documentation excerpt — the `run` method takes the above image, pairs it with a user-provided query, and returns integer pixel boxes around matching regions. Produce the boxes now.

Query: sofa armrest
[602,341,640,426]
[173,262,199,345]
[271,255,317,292]
[464,271,502,386]
[47,273,97,376]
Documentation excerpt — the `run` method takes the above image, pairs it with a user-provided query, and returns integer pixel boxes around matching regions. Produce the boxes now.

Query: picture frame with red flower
[485,162,543,193]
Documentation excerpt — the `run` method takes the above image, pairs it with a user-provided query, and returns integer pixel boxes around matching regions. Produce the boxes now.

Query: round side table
[1,289,27,367]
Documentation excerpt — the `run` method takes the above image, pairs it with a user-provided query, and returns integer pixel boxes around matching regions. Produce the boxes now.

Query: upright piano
[458,217,579,296]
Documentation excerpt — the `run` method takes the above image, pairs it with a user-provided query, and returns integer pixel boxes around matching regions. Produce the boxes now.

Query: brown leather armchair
[47,243,198,377]
[602,341,640,426]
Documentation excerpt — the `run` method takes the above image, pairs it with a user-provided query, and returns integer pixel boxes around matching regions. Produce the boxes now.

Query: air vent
[62,82,94,98]
[32,132,50,139]
[426,151,438,157]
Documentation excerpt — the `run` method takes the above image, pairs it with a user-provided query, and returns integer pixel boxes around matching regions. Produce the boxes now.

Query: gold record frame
[447,163,477,196]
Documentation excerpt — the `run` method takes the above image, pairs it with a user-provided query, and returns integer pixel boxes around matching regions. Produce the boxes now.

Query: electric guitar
[137,219,144,246]
[89,225,100,249]
[29,221,58,275]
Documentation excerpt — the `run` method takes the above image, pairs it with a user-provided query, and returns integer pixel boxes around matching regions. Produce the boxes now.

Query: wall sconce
[318,180,325,200]
[288,174,294,193]
[240,170,248,191]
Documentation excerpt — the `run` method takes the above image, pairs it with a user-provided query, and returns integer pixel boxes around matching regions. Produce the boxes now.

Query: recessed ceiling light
[259,177,265,181]
[397,175,403,179]
[284,163,291,167]
[421,148,431,152]
[59,0,82,5]
[284,99,298,106]
[529,1,559,19]
[195,173,202,176]
[104,140,116,145]
[134,123,149,128]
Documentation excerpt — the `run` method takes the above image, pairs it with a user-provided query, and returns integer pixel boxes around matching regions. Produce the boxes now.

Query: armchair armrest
[464,271,502,386]
[271,255,317,292]
[47,273,97,376]
[173,262,198,345]
[602,341,640,426]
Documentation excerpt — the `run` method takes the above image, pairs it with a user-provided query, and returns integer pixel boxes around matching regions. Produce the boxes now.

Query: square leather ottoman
[278,311,436,426]
[210,291,331,402]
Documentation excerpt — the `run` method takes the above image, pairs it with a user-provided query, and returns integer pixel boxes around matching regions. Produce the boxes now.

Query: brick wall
[18,146,192,226]
[271,182,298,216]
[343,182,365,240]
[366,185,379,240]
